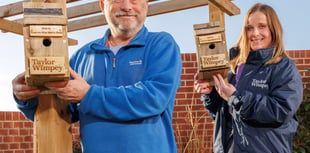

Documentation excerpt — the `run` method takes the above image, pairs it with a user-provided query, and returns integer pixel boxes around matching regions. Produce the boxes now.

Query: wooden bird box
[23,2,69,86]
[194,23,230,82]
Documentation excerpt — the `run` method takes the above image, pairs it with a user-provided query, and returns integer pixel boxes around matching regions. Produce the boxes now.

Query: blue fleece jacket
[16,26,182,153]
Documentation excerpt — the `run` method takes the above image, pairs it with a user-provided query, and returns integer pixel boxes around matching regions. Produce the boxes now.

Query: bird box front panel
[194,23,229,81]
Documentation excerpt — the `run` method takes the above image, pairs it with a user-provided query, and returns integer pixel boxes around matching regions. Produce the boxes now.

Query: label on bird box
[200,53,228,69]
[198,33,222,44]
[29,57,66,75]
[30,25,63,37]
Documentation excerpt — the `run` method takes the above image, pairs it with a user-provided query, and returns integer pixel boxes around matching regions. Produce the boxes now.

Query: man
[12,0,182,152]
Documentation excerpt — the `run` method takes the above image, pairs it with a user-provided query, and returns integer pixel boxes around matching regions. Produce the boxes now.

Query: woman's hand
[213,74,236,101]
[194,73,213,94]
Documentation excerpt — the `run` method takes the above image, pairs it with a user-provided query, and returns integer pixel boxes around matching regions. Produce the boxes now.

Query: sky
[1,0,310,111]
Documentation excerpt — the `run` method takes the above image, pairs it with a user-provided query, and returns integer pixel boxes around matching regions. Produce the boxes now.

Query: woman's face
[246,11,272,51]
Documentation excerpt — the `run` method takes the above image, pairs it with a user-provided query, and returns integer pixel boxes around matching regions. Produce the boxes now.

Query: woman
[194,3,302,153]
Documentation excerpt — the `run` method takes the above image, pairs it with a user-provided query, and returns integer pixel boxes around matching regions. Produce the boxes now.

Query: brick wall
[1,50,309,153]
[287,50,310,79]
[0,112,80,153]
[174,53,213,153]
[0,112,33,153]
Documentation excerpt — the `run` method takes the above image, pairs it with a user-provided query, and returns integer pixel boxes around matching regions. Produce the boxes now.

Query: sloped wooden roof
[0,0,240,45]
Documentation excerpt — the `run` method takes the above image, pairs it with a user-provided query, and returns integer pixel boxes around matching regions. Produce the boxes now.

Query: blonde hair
[230,3,288,74]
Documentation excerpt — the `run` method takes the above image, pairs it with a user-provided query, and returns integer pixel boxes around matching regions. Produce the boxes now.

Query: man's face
[104,0,148,36]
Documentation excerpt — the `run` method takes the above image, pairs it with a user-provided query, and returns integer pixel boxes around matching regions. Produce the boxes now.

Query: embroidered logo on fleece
[251,79,269,89]
[129,60,143,66]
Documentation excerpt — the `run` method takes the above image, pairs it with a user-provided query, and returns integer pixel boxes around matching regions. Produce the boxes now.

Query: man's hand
[12,72,41,102]
[45,69,90,102]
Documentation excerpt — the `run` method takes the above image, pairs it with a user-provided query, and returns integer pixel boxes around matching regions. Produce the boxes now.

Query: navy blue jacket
[202,48,303,153]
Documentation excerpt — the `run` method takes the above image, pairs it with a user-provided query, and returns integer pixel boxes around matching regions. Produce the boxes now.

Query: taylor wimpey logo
[251,79,269,89]
[129,60,143,66]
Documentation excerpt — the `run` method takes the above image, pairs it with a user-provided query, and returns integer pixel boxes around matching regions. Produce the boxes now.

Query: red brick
[20,143,30,149]
[177,99,194,106]
[182,53,192,61]
[19,113,27,120]
[24,136,32,142]
[181,74,196,80]
[3,136,13,142]
[182,62,195,68]
[295,50,301,58]
[9,129,18,135]
[175,111,190,118]
[0,129,9,136]
[175,93,185,99]
[0,144,9,150]
[3,122,13,128]
[12,113,19,121]
[174,105,188,112]
[19,130,29,136]
[9,143,19,149]
[25,150,33,153]
[185,80,195,86]
[13,136,23,142]
[0,112,5,120]
[23,122,33,128]
[305,58,310,64]
[306,50,310,57]
[184,68,198,74]
[13,122,23,129]
[297,65,309,71]
[295,59,304,65]
[177,86,195,93]
[300,50,306,57]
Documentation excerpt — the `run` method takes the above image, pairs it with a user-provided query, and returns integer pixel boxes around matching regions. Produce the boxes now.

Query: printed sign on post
[29,57,66,75]
[200,54,228,69]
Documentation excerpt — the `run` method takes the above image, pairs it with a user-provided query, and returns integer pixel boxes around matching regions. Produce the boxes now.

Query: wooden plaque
[199,33,222,44]
[30,25,63,37]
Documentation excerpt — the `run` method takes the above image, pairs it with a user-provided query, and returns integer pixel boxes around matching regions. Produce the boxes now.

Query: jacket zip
[113,57,116,68]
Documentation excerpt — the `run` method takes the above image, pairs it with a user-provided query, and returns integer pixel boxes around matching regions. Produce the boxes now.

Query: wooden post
[35,95,72,153]
[22,0,72,153]
[208,1,225,28]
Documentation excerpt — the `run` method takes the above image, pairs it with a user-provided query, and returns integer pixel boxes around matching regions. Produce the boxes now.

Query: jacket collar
[246,47,274,65]
[88,26,148,54]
